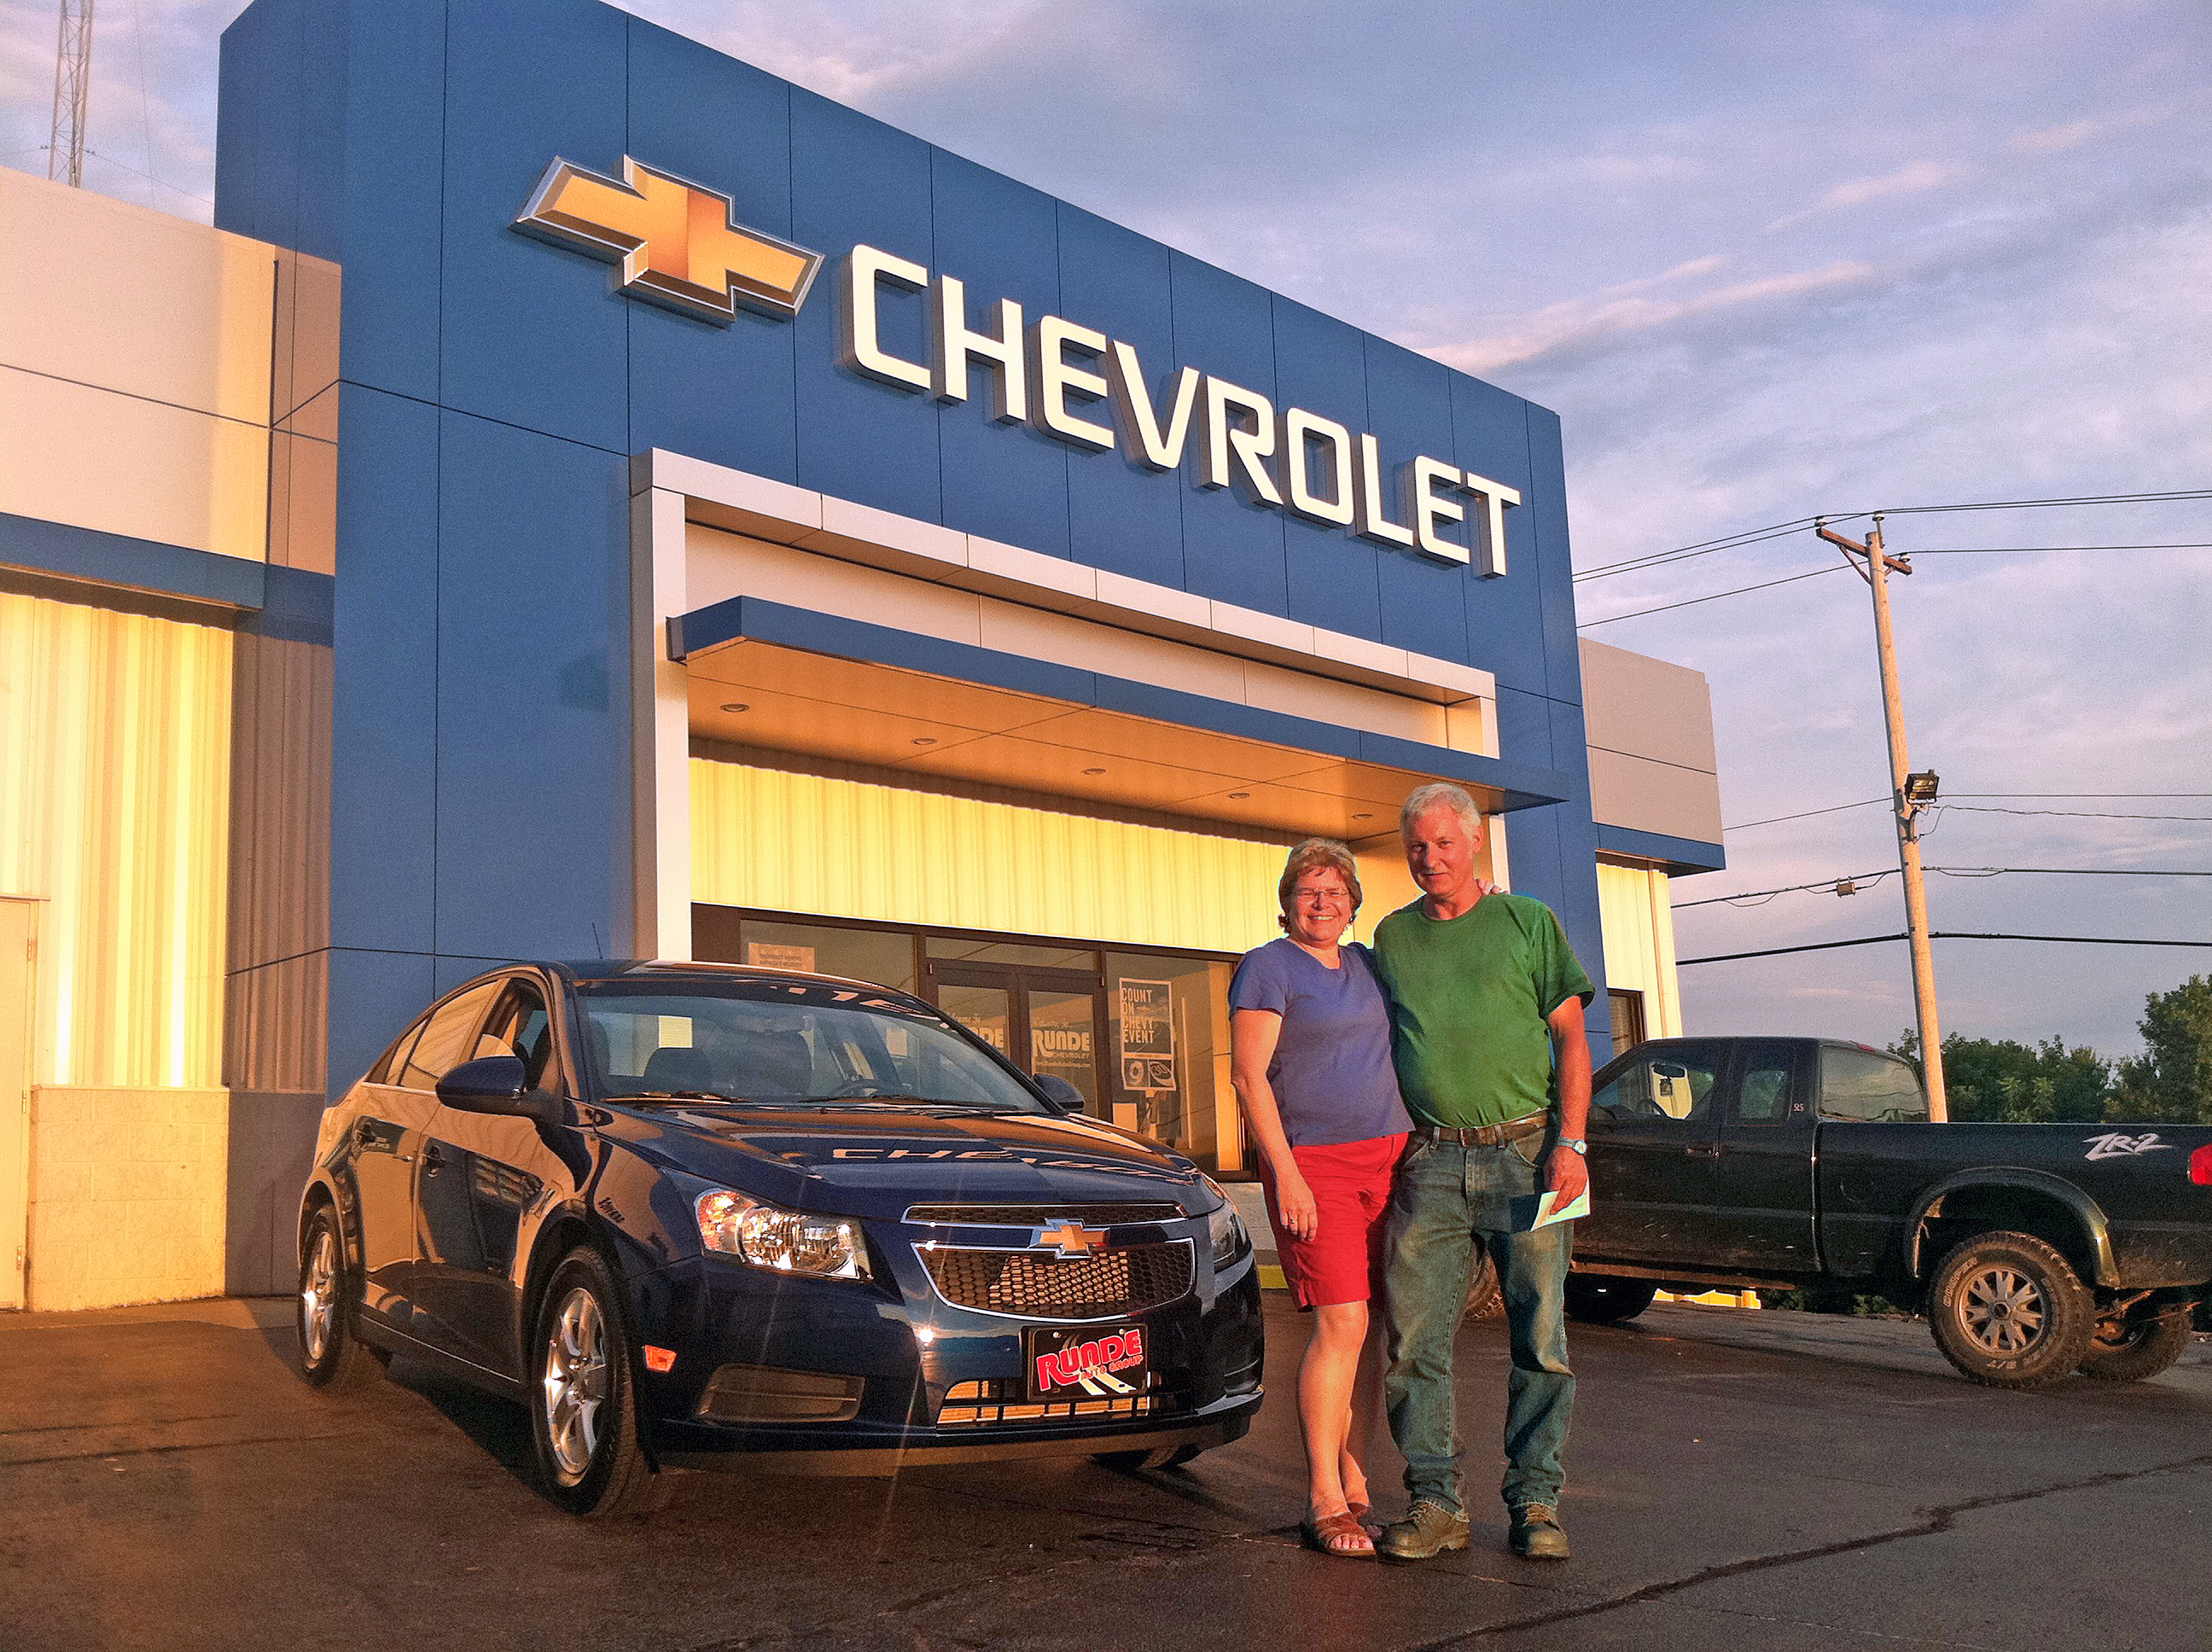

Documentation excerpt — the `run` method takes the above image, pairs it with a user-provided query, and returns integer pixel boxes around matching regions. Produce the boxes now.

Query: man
[1371,782,1594,1563]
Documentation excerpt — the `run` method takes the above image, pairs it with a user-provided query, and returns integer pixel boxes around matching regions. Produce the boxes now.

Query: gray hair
[1400,781,1484,841]
[1276,837,1363,932]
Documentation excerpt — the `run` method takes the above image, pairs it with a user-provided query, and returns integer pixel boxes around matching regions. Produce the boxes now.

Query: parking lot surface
[3,1294,2207,1652]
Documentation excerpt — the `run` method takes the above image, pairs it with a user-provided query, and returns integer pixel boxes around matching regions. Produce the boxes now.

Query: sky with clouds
[4,0,2207,1056]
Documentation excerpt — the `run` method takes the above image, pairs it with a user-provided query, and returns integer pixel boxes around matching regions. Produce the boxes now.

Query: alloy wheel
[542,1286,609,1484]
[300,1222,339,1365]
[1959,1265,2045,1355]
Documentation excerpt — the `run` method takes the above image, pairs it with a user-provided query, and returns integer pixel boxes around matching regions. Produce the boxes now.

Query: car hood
[600,1103,1210,1219]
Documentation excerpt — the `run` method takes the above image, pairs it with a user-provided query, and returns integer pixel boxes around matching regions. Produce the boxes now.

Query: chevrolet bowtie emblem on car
[513,155,824,324]
[1038,1221,1108,1258]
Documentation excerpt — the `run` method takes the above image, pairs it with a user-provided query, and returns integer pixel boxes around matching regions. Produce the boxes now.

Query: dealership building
[0,0,1724,1312]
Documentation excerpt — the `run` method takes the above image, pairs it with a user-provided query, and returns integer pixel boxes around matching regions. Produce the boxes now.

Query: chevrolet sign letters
[516,156,1516,573]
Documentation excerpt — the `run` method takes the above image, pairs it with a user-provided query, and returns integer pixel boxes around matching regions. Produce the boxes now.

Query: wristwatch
[1556,1137,1587,1155]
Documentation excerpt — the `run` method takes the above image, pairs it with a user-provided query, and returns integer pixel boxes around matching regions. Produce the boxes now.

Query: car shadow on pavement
[387,1356,541,1479]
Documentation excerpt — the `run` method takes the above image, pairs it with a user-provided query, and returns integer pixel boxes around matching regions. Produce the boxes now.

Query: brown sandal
[1301,1509,1376,1558]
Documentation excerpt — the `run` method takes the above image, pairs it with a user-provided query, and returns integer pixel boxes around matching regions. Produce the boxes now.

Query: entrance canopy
[672,596,1570,841]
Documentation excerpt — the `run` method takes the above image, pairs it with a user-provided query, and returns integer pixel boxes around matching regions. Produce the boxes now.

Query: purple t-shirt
[1229,939,1414,1149]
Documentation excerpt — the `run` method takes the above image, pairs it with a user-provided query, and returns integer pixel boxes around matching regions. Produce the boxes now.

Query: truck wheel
[1927,1231,2093,1390]
[1462,1252,1503,1322]
[1564,1276,1658,1325]
[2078,1311,2192,1382]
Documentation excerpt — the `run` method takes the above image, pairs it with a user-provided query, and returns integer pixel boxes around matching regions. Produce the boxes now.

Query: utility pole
[1816,513,1949,1121]
[48,0,95,189]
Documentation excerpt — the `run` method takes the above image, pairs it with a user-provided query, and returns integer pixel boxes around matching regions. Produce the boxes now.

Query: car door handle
[1685,1143,1720,1158]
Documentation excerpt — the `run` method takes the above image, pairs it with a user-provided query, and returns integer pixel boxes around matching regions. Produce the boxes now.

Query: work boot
[1377,1499,1470,1561]
[1508,1503,1570,1561]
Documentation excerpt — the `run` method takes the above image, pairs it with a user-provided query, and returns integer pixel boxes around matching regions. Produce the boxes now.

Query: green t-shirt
[1371,892,1595,1130]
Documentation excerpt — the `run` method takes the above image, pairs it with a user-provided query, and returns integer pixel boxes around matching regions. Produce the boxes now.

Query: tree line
[1889,974,2212,1126]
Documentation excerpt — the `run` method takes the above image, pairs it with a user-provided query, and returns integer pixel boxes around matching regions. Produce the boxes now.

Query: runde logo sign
[513,155,824,324]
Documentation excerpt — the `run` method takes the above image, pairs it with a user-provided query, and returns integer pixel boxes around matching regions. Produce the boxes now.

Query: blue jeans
[1382,1130,1575,1515]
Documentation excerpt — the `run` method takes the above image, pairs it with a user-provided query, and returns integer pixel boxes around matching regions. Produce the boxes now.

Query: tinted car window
[576,984,1049,1112]
[1593,1046,1722,1123]
[1738,1045,1796,1124]
[478,978,557,1090]
[368,1022,424,1086]
[1819,1048,1929,1122]
[397,982,502,1093]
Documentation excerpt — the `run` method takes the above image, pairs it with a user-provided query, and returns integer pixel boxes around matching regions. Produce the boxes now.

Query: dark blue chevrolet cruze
[294,961,1265,1515]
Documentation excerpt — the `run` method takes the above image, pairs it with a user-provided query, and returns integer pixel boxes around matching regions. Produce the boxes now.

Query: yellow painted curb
[1259,1264,1288,1290]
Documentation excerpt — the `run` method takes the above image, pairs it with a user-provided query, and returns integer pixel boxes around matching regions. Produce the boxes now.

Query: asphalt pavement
[2,1293,2207,1652]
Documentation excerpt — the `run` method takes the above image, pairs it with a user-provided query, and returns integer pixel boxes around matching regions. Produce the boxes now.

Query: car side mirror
[436,1056,561,1123]
[1032,1073,1084,1114]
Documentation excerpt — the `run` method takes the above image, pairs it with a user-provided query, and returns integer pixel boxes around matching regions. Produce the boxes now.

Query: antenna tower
[49,0,96,187]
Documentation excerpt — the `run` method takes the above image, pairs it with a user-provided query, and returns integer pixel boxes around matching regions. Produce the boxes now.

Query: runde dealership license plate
[1026,1323,1150,1400]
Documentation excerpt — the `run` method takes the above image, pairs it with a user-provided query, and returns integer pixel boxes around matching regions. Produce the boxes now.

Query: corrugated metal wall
[692,758,1290,957]
[1596,860,1682,1038]
[0,591,233,1087]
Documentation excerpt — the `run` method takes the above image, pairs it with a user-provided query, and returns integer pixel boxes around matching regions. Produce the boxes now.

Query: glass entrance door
[928,960,1104,1116]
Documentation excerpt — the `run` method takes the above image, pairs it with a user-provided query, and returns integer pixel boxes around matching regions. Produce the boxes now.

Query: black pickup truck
[1559,1036,2212,1389]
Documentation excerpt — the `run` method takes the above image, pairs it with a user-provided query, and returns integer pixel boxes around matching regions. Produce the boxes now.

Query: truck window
[1737,1044,1797,1124]
[1593,1047,1721,1123]
[1819,1048,1929,1123]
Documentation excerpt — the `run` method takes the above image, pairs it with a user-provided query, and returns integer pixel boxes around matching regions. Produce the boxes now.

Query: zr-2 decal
[2082,1131,2175,1161]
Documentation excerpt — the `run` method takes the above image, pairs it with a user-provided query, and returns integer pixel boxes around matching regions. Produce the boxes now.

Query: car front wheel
[1927,1230,2094,1389]
[295,1204,387,1390]
[528,1247,671,1516]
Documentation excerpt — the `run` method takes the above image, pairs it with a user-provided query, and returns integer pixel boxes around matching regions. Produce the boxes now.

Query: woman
[1229,838,1413,1558]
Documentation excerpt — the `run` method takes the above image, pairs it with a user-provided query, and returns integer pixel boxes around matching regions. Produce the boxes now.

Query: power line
[1937,804,2212,823]
[1573,489,2212,585]
[1915,541,2212,555]
[1674,864,2212,910]
[1578,564,1848,627]
[1723,796,2212,831]
[1679,930,2212,967]
[1726,799,1886,831]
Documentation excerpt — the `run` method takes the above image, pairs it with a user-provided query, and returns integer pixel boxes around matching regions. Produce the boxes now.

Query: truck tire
[2078,1311,2192,1382]
[1462,1252,1503,1322]
[1564,1276,1659,1325]
[1927,1231,2094,1390]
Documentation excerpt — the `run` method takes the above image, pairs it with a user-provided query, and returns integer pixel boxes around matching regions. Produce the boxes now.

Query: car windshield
[573,982,1050,1114]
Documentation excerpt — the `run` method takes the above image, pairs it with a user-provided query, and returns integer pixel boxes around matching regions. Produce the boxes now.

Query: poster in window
[1118,980,1176,1093]
[746,942,815,973]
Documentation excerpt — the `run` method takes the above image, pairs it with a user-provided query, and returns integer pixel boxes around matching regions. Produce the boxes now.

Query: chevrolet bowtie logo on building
[514,155,823,324]
[1037,1221,1109,1258]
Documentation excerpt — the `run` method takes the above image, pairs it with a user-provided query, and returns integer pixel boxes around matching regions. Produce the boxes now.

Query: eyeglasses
[1291,888,1350,905]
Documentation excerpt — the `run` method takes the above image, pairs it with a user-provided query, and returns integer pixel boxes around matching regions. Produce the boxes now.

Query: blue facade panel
[432,413,631,962]
[215,0,1617,1084]
[327,387,441,960]
[623,21,799,480]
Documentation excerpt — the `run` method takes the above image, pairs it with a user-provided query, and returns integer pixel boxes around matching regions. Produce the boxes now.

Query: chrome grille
[918,1240,1193,1320]
[904,1202,1183,1228]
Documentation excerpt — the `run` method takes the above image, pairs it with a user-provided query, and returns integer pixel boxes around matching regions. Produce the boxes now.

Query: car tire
[2078,1309,2192,1383]
[295,1204,387,1390]
[1091,1442,1205,1472]
[1927,1230,2094,1390]
[1563,1276,1659,1325]
[528,1247,672,1517]
[1461,1251,1504,1322]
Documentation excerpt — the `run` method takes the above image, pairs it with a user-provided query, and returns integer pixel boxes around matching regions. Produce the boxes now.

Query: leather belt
[1414,1112,1550,1147]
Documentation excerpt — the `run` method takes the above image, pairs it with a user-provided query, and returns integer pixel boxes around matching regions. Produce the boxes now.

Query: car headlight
[696,1189,871,1281]
[1201,1175,1251,1270]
